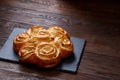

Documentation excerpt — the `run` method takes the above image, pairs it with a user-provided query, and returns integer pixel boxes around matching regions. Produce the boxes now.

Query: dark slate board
[0,28,86,73]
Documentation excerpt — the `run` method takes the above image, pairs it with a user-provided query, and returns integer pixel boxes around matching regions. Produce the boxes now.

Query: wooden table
[0,0,120,80]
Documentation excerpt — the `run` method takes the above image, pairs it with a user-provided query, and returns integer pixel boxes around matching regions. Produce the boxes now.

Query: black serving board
[0,28,86,73]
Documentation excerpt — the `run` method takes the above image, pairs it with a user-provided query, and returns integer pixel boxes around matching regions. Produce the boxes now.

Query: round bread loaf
[13,25,73,68]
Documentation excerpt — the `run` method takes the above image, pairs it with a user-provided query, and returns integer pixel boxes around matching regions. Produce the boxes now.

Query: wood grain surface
[0,0,120,80]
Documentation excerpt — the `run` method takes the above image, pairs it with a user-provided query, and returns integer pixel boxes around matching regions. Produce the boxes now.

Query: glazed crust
[13,25,73,68]
[13,32,30,52]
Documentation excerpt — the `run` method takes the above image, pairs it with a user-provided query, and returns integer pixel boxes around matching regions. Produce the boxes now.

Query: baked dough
[13,25,73,68]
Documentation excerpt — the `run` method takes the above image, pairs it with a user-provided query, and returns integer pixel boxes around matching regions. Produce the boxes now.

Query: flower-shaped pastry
[13,25,73,68]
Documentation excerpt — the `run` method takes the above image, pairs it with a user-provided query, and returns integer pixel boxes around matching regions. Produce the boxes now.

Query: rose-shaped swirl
[48,26,70,39]
[27,25,45,37]
[19,42,36,64]
[35,42,61,68]
[13,32,30,52]
[37,30,50,39]
[56,36,73,58]
[32,30,52,44]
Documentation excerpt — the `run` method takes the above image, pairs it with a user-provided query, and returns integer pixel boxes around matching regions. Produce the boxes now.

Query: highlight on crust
[13,25,73,68]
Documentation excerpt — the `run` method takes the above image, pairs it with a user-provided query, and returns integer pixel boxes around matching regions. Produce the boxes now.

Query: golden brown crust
[48,26,70,39]
[35,42,61,68]
[13,32,30,52]
[27,25,45,37]
[13,25,73,68]
[56,36,73,58]
[19,42,37,64]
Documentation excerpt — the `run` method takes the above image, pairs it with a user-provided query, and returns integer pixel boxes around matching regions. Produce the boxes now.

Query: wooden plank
[0,0,120,24]
[0,61,113,80]
[78,52,120,79]
[0,69,64,80]
[0,9,75,28]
